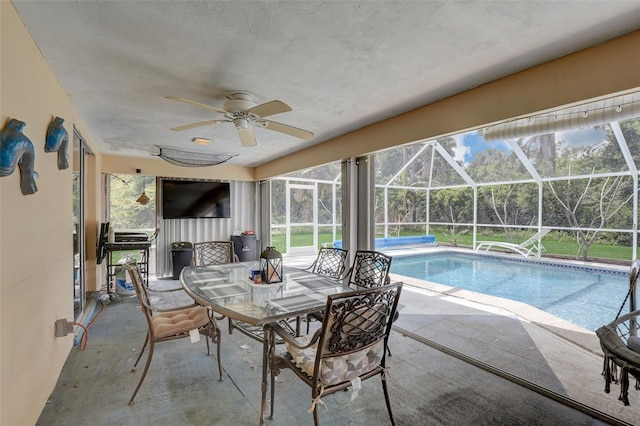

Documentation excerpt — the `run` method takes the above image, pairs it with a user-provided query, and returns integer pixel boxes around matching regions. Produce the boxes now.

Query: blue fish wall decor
[45,116,69,170]
[0,118,38,195]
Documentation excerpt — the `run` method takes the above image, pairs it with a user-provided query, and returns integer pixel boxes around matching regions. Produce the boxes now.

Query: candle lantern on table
[260,246,283,284]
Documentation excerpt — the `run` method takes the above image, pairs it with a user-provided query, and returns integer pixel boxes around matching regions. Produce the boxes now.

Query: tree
[109,175,156,231]
[546,174,633,260]
[430,188,473,245]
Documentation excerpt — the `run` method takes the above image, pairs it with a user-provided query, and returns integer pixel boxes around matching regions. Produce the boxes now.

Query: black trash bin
[171,241,193,280]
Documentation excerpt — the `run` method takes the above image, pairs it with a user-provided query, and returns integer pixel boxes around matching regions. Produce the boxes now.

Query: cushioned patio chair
[475,228,551,258]
[264,282,403,425]
[192,240,239,266]
[123,262,222,405]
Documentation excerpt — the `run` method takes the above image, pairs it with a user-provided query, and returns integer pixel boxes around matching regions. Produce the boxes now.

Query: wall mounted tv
[162,180,231,219]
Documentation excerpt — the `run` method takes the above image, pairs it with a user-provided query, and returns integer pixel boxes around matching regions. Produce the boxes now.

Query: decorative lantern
[260,246,283,284]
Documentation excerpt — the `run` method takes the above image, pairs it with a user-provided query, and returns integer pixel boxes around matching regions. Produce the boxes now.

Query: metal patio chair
[264,282,403,425]
[123,262,223,405]
[304,247,349,279]
[192,241,239,266]
[294,247,349,334]
[306,250,393,333]
[346,250,393,288]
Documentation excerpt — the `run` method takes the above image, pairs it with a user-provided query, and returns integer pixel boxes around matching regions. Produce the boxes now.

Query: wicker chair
[123,262,222,405]
[192,241,239,266]
[596,258,640,405]
[264,282,403,425]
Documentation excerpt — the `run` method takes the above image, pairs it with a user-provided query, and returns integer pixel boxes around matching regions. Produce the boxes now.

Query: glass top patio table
[180,262,353,326]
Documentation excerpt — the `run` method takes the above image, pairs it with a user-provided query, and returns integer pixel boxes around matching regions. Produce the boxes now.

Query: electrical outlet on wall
[54,318,71,337]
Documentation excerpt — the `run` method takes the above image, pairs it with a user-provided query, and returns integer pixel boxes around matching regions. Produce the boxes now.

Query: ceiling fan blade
[165,96,228,114]
[238,126,257,147]
[245,100,292,118]
[259,120,314,140]
[170,119,227,131]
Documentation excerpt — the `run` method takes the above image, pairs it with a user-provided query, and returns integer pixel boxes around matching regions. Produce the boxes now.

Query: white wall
[156,180,258,277]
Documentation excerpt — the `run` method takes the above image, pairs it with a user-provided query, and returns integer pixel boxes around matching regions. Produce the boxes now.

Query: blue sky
[451,127,608,167]
[452,131,512,166]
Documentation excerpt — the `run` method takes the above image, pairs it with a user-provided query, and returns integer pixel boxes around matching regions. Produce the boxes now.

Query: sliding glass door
[72,130,86,319]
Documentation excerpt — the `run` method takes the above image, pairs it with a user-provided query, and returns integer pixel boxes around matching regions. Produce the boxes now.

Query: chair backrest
[192,241,237,266]
[313,282,402,385]
[520,228,551,248]
[348,250,393,288]
[310,247,349,278]
[123,262,154,326]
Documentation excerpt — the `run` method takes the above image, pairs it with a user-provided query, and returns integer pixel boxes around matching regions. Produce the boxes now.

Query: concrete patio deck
[37,254,640,425]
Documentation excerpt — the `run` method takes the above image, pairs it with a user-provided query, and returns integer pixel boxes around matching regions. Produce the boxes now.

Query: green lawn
[427,230,634,262]
[271,233,338,252]
[271,230,635,262]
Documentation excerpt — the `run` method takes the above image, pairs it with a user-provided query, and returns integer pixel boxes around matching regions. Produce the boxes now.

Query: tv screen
[162,180,231,219]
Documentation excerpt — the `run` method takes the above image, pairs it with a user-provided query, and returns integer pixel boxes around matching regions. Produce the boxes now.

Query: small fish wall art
[0,118,38,195]
[45,116,69,170]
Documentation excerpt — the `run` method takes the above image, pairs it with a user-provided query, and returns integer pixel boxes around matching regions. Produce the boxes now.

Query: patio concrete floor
[37,254,640,425]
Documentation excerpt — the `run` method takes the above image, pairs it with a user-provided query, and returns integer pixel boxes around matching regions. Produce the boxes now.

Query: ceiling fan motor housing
[224,90,258,113]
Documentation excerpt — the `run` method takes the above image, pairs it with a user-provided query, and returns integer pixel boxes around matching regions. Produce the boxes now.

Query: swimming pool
[390,251,631,332]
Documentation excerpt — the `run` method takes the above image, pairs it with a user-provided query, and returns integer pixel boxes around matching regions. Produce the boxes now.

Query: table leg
[260,325,271,425]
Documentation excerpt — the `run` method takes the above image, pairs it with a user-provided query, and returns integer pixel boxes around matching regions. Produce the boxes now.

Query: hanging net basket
[154,145,235,167]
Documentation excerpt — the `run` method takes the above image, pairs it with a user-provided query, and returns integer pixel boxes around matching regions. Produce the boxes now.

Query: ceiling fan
[166,90,314,147]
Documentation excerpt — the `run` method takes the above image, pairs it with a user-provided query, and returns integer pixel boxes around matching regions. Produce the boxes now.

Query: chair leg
[205,330,211,356]
[312,405,320,426]
[132,332,149,372]
[202,319,223,381]
[381,373,396,426]
[129,339,155,405]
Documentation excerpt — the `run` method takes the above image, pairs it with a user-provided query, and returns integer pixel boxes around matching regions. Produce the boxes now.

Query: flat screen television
[162,180,231,219]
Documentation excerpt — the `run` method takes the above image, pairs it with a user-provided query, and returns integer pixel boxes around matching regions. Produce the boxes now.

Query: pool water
[390,252,631,332]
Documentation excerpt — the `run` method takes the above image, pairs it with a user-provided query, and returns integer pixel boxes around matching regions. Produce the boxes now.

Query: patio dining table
[180,262,354,424]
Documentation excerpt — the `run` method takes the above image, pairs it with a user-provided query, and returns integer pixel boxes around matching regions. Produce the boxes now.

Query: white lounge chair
[475,228,551,258]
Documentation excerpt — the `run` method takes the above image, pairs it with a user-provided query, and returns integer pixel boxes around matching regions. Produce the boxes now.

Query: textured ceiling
[12,1,640,167]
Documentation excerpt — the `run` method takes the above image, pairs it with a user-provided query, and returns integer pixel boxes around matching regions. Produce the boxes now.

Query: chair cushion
[152,306,210,339]
[286,335,384,386]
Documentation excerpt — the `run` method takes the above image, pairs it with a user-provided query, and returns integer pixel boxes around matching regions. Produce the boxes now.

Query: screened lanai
[272,91,640,263]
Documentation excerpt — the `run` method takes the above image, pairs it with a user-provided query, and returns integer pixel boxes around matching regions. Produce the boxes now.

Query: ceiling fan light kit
[234,118,250,130]
[166,90,314,147]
